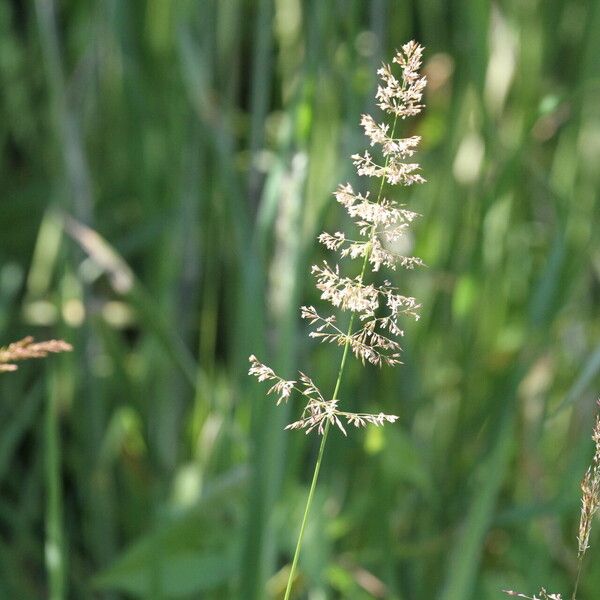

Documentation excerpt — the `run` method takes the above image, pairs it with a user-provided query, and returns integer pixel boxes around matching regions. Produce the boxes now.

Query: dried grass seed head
[577,412,600,556]
[0,337,73,372]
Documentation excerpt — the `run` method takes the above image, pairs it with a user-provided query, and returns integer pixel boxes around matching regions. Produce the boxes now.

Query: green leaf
[94,468,245,598]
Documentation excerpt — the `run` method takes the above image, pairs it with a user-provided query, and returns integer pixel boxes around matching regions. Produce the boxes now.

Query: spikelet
[249,41,427,434]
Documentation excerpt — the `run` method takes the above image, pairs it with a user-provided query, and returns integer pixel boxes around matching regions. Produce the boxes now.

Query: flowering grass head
[249,41,427,435]
[0,336,72,373]
[252,41,428,600]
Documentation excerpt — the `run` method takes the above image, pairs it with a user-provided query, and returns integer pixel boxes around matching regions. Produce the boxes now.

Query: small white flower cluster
[301,304,402,367]
[376,40,427,119]
[249,354,398,436]
[312,262,380,315]
[319,183,423,274]
[352,151,425,186]
[301,270,420,368]
[334,184,416,229]
[360,115,421,158]
[248,355,295,406]
[249,42,427,435]
[286,399,398,436]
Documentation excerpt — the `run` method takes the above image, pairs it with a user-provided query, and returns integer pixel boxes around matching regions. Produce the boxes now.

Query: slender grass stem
[283,312,354,600]
[283,418,329,600]
[571,556,583,600]
[282,115,398,599]
[45,369,65,600]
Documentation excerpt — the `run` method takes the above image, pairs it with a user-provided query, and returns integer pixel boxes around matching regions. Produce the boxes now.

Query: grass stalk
[283,420,329,600]
[283,113,399,598]
[571,557,582,600]
[45,368,65,600]
[283,315,353,600]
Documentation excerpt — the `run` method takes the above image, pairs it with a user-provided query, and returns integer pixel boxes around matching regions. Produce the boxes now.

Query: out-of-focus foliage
[1,1,599,598]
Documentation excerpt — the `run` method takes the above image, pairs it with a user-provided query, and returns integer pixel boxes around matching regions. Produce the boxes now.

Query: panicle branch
[248,355,295,405]
[351,151,425,186]
[285,399,398,436]
[503,590,562,600]
[249,355,398,435]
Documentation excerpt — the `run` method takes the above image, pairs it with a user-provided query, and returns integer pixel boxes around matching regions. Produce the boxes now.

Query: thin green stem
[283,314,354,600]
[282,115,399,598]
[571,556,583,600]
[45,369,65,600]
[283,419,328,600]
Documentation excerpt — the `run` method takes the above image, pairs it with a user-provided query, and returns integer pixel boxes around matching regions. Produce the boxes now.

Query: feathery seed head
[249,42,427,434]
[376,41,427,118]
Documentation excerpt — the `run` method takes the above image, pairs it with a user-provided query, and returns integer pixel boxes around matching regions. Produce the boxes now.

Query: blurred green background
[1,0,600,598]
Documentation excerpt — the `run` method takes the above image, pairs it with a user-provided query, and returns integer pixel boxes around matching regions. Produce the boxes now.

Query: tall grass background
[1,1,599,598]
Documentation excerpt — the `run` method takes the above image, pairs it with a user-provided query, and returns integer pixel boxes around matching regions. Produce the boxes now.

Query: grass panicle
[249,41,427,598]
[2,2,598,597]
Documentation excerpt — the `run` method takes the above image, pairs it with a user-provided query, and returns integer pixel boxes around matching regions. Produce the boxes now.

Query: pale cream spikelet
[248,355,295,406]
[0,336,73,372]
[249,41,427,435]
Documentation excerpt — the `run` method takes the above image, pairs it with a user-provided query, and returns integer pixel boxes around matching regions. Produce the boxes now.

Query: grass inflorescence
[249,41,427,598]
[0,337,72,372]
